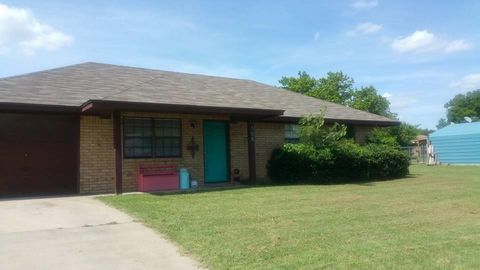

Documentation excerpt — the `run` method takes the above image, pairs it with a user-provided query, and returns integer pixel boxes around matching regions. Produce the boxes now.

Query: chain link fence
[400,144,428,164]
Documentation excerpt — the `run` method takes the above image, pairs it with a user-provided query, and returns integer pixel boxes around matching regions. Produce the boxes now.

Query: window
[123,117,181,158]
[284,124,300,143]
[346,125,356,140]
[154,119,181,157]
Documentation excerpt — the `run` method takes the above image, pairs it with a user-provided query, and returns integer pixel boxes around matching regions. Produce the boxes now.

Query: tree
[299,113,347,148]
[366,128,398,146]
[445,90,480,123]
[367,123,421,147]
[279,71,395,118]
[437,90,480,127]
[278,71,317,95]
[436,118,449,129]
[349,86,395,118]
[308,71,354,105]
[279,71,354,105]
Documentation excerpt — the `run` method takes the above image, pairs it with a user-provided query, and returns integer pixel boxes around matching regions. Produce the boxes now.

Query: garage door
[0,113,78,197]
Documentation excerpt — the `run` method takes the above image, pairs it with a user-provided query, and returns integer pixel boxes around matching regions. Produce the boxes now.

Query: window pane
[124,137,152,157]
[284,124,300,142]
[124,137,152,148]
[154,119,180,136]
[123,118,153,158]
[155,137,181,157]
[124,118,152,136]
[285,138,300,144]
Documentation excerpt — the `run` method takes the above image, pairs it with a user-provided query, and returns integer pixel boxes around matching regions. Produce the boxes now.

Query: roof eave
[264,115,400,126]
[81,100,285,119]
[0,102,79,113]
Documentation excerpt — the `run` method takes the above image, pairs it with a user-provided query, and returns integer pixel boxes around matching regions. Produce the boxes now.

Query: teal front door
[203,121,229,183]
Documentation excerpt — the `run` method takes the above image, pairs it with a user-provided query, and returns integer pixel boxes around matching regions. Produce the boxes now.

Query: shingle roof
[0,62,397,124]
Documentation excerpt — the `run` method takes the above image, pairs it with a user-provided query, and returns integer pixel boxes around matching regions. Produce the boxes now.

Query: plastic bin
[179,168,190,190]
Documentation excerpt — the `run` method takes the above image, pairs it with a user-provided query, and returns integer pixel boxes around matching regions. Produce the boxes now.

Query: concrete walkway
[0,195,205,270]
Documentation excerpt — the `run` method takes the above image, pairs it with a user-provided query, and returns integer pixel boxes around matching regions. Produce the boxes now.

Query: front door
[203,121,229,183]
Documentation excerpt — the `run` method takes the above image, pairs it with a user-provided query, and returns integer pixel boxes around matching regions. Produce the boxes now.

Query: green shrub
[267,141,409,184]
[365,144,410,179]
[268,144,333,183]
[330,141,370,180]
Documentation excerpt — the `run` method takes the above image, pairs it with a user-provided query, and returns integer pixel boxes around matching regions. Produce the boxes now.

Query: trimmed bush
[268,144,333,183]
[268,141,409,184]
[365,144,410,179]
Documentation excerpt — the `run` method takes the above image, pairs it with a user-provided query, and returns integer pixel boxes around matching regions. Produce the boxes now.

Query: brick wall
[78,113,379,193]
[79,115,115,194]
[230,121,249,181]
[354,125,375,144]
[254,122,285,181]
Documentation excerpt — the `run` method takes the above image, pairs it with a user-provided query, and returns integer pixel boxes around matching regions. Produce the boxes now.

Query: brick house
[0,63,398,196]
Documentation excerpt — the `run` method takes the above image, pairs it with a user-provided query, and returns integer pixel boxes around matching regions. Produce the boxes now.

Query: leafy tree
[349,86,396,118]
[367,123,421,147]
[366,128,398,146]
[436,118,449,129]
[308,72,354,105]
[444,90,480,123]
[279,71,394,118]
[418,127,435,135]
[388,123,422,146]
[279,71,354,105]
[299,113,347,148]
[278,71,317,95]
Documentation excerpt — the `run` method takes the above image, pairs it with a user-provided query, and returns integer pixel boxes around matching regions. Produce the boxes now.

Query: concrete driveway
[0,195,204,270]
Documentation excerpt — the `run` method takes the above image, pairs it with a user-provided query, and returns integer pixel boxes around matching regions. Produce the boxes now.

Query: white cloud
[347,22,382,36]
[450,74,480,92]
[382,92,418,111]
[443,40,471,53]
[313,32,321,41]
[0,3,72,55]
[391,30,471,54]
[351,0,378,9]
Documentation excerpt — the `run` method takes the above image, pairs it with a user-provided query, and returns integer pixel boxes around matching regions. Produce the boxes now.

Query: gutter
[80,99,285,119]
[0,102,79,113]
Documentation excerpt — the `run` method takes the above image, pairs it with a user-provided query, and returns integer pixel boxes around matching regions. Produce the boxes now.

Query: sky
[1,0,480,129]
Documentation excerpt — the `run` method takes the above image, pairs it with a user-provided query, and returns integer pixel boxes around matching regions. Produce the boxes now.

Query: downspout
[113,111,123,194]
[247,121,256,182]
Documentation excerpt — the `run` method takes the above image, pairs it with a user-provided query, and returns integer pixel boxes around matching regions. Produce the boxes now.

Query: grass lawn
[100,165,480,269]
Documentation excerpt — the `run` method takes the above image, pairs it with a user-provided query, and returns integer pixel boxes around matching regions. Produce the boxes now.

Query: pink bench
[137,164,179,192]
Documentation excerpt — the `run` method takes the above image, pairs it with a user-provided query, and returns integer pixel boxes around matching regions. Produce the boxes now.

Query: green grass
[100,165,480,269]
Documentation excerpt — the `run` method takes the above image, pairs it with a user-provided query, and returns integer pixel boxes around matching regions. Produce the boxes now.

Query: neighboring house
[411,134,428,163]
[429,122,480,165]
[0,63,398,196]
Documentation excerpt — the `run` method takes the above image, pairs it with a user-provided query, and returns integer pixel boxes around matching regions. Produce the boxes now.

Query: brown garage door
[0,113,79,197]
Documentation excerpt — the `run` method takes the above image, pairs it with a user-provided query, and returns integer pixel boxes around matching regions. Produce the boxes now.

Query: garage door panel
[0,113,78,197]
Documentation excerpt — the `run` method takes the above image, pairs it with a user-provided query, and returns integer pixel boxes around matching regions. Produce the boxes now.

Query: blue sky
[1,0,479,129]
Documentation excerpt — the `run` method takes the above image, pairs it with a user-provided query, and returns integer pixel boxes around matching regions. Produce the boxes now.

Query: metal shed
[429,122,480,165]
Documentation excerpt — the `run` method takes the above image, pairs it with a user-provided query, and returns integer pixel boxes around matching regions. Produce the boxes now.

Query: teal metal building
[429,122,480,164]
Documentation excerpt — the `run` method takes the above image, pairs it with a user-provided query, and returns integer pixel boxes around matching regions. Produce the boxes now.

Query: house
[429,122,480,165]
[0,63,398,196]
[411,134,428,163]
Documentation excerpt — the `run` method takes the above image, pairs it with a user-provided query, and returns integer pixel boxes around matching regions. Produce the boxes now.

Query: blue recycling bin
[179,168,190,190]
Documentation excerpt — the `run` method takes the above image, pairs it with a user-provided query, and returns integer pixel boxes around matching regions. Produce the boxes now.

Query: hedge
[267,141,409,184]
